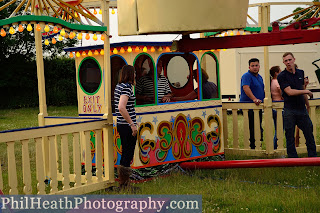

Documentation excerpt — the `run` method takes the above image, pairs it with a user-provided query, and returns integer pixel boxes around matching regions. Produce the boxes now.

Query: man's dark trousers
[248,109,263,149]
[283,108,317,158]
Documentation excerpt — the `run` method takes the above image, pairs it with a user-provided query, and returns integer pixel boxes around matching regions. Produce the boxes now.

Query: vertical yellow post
[261,4,273,154]
[34,9,49,176]
[101,0,115,183]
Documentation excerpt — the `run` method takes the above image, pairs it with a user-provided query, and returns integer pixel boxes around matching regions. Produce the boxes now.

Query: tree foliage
[292,0,320,21]
[0,57,77,108]
[0,0,79,108]
[0,0,78,61]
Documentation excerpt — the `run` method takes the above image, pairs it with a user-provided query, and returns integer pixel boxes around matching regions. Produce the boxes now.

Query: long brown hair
[193,68,209,83]
[119,65,135,84]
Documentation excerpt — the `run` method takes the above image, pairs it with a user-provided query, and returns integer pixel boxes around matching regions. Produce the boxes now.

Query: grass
[0,106,78,131]
[1,106,320,212]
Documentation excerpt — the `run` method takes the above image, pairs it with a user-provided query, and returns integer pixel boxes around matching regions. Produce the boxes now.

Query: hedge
[0,57,77,108]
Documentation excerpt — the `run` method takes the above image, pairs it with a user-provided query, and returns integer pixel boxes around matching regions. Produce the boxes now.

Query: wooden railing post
[259,3,274,154]
[232,109,239,149]
[34,9,49,180]
[102,0,115,184]
[243,109,250,149]
[222,109,229,148]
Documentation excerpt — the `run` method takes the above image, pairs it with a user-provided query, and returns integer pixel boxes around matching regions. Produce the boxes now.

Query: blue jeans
[283,108,317,158]
[272,109,284,150]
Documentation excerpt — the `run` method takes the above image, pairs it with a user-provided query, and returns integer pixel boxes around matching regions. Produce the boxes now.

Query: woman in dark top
[114,65,137,189]
[171,68,218,101]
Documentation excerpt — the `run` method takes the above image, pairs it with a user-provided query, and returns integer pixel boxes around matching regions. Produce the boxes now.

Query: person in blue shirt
[240,58,265,149]
[277,52,317,158]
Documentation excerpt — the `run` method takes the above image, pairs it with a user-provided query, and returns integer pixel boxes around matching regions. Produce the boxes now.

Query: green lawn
[0,106,320,212]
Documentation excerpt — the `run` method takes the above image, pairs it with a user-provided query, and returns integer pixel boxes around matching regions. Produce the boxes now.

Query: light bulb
[99,9,102,14]
[135,46,140,52]
[76,52,80,57]
[69,52,74,58]
[143,46,147,52]
[27,24,32,31]
[93,34,98,41]
[120,47,125,53]
[36,24,41,31]
[53,26,58,34]
[58,35,63,41]
[77,33,82,40]
[111,8,115,14]
[88,50,93,56]
[158,47,163,52]
[69,32,75,39]
[18,24,24,32]
[44,25,50,32]
[113,48,118,54]
[101,34,105,41]
[150,46,155,52]
[44,39,49,45]
[94,9,97,15]
[94,50,99,55]
[82,51,86,57]
[0,28,6,37]
[127,46,132,53]
[52,38,57,44]
[9,27,15,34]
[60,29,66,36]
[85,33,90,40]
[100,49,104,55]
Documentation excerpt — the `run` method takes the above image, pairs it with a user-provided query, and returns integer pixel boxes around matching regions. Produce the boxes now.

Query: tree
[0,0,78,61]
[0,0,79,108]
[292,0,320,21]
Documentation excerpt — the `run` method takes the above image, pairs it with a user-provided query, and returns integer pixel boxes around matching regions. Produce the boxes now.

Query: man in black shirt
[277,52,317,158]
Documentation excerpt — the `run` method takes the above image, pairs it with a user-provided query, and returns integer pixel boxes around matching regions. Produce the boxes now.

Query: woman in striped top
[114,65,137,190]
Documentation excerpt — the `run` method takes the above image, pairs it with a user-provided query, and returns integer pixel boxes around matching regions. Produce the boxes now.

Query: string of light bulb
[0,21,107,46]
[67,45,173,58]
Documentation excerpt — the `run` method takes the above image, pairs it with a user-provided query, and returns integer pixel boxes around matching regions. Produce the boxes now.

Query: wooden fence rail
[222,99,320,156]
[0,119,114,195]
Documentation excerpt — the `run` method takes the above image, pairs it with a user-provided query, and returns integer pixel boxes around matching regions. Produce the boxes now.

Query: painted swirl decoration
[113,111,222,166]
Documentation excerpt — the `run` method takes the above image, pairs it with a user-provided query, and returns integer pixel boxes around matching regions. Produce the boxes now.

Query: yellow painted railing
[0,119,114,195]
[222,100,320,156]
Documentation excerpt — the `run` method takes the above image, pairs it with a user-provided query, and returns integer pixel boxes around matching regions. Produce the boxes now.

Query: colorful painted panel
[113,100,223,168]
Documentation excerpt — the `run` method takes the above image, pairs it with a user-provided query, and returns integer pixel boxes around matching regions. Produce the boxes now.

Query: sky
[82,0,314,46]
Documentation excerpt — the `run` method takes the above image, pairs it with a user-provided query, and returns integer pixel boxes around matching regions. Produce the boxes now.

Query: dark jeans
[272,109,278,150]
[283,108,317,158]
[117,124,137,167]
[272,109,284,150]
[248,109,263,149]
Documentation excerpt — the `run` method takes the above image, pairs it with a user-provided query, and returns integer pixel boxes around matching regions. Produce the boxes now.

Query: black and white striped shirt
[114,83,136,125]
[157,75,172,102]
[136,75,155,102]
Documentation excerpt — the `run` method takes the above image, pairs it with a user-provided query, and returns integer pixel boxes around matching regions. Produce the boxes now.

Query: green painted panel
[0,15,107,32]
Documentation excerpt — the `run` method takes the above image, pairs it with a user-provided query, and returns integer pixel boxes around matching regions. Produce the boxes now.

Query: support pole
[102,0,114,183]
[34,9,49,178]
[260,4,274,154]
[34,17,48,125]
